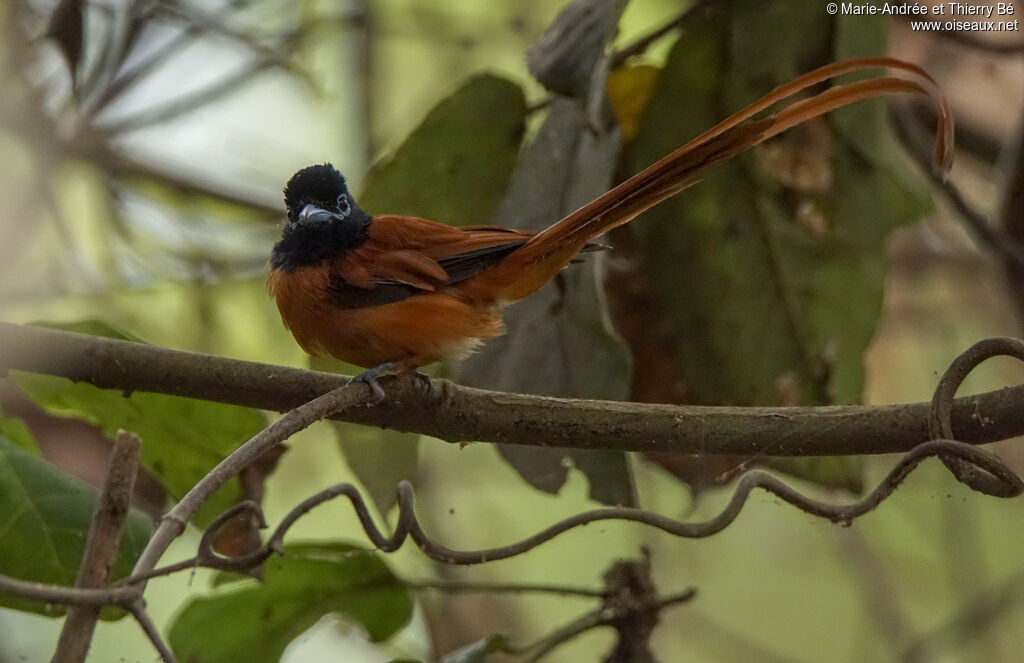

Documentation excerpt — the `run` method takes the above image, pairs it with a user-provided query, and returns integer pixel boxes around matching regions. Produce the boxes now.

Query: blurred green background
[2,0,1024,661]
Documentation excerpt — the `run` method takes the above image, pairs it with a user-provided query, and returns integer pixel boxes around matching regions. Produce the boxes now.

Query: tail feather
[474,57,953,303]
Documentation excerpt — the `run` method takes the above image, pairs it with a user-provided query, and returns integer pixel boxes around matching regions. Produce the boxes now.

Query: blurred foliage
[0,434,153,619]
[12,321,265,527]
[360,74,526,225]
[623,3,930,489]
[436,633,511,662]
[334,421,419,516]
[0,410,38,456]
[628,3,929,409]
[169,542,412,663]
[0,0,1023,662]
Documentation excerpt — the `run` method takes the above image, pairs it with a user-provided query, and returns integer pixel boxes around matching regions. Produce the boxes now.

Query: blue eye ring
[336,193,352,218]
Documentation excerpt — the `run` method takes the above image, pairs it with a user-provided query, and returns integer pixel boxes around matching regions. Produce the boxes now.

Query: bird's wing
[325,216,533,308]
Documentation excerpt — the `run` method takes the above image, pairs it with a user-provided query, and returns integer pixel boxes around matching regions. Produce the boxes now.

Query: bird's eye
[335,194,351,218]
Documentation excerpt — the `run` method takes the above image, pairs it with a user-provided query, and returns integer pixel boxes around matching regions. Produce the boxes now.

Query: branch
[4,330,1012,663]
[3,322,1024,456]
[53,431,142,663]
[930,337,1024,496]
[891,105,1024,273]
[120,438,1021,573]
[404,579,608,598]
[98,59,276,134]
[128,600,178,663]
[129,385,371,580]
[0,575,137,607]
[610,0,713,67]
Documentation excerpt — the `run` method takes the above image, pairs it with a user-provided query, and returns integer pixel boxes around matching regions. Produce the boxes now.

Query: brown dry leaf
[755,119,834,193]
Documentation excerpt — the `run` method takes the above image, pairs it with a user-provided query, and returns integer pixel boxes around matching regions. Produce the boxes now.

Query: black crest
[283,163,348,222]
[272,163,372,271]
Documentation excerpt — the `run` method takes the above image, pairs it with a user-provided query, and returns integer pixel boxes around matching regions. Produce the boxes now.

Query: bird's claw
[347,361,396,405]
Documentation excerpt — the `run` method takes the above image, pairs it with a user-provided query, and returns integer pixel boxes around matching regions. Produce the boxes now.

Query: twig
[610,0,714,67]
[513,557,694,662]
[99,59,276,134]
[84,23,203,117]
[89,0,315,119]
[654,588,698,610]
[121,437,1020,573]
[519,609,606,662]
[129,384,371,580]
[52,431,142,663]
[891,105,1024,272]
[151,0,304,73]
[403,579,608,598]
[4,323,1024,457]
[901,567,1024,661]
[96,151,282,217]
[128,600,179,663]
[0,575,138,607]
[929,337,1024,496]
[999,106,1024,330]
[906,101,1001,166]
[837,529,920,660]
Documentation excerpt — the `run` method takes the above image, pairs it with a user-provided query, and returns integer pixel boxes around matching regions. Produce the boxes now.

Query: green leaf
[439,634,511,663]
[334,423,419,516]
[359,74,526,226]
[12,321,266,525]
[0,409,38,455]
[169,542,413,663]
[625,1,930,488]
[0,435,154,619]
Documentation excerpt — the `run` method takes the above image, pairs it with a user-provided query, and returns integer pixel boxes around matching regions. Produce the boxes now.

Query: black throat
[269,211,372,271]
[271,163,373,272]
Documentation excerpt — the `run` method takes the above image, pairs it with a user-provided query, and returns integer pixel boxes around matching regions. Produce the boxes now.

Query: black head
[271,163,372,271]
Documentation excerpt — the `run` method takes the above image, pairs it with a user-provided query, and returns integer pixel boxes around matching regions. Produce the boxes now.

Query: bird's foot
[347,361,396,405]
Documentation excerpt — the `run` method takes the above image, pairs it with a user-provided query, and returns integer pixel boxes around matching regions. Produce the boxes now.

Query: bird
[268,57,953,400]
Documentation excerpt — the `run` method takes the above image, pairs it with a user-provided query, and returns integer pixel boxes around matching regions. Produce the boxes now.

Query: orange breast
[267,267,504,370]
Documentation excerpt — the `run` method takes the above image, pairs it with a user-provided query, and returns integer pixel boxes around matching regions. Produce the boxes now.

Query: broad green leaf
[625,1,930,488]
[169,542,413,663]
[12,321,266,525]
[0,410,38,455]
[0,435,154,618]
[334,423,419,516]
[359,74,526,226]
